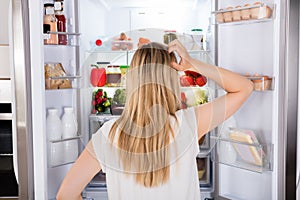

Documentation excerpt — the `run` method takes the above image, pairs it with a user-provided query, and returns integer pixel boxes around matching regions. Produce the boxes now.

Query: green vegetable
[113,89,126,105]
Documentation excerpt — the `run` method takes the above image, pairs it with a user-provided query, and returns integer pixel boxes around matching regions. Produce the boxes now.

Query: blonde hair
[109,42,181,187]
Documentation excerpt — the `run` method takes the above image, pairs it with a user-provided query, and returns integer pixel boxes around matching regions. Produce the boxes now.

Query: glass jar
[54,0,67,45]
[43,3,58,45]
[106,65,121,87]
[120,65,129,86]
[163,30,178,45]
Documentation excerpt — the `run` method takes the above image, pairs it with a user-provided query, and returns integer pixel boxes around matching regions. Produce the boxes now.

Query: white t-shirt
[91,107,200,200]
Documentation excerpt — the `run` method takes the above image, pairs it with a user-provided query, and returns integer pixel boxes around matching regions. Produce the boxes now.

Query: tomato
[90,67,106,87]
[180,75,195,86]
[195,75,207,87]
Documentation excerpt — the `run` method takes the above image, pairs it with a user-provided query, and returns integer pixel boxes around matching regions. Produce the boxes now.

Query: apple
[195,75,207,87]
[180,75,195,86]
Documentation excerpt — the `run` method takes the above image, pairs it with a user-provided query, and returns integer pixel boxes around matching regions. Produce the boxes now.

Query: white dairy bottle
[61,107,78,163]
[61,107,78,139]
[46,108,63,166]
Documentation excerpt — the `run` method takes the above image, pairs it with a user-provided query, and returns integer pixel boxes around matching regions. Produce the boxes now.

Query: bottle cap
[48,108,58,113]
[64,107,73,112]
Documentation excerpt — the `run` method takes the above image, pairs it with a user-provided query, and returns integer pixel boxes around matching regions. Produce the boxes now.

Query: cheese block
[229,130,263,166]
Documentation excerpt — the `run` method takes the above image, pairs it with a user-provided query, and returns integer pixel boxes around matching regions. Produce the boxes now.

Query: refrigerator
[7,0,298,199]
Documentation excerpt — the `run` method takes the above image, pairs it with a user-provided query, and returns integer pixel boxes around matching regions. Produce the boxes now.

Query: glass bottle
[54,0,67,45]
[106,65,121,87]
[43,3,58,45]
[61,107,78,139]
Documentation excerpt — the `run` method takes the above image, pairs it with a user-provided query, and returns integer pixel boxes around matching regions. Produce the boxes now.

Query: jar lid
[97,61,110,65]
[191,29,203,32]
[44,3,54,7]
[120,65,129,69]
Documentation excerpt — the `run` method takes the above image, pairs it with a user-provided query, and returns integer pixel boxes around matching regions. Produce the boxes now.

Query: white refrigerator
[8,0,298,199]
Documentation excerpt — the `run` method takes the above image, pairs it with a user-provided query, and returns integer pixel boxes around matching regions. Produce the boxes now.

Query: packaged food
[111,32,133,50]
[252,76,272,91]
[215,9,224,23]
[241,4,251,20]
[44,63,72,89]
[163,30,178,44]
[106,65,121,87]
[232,6,242,21]
[250,2,272,19]
[223,7,233,22]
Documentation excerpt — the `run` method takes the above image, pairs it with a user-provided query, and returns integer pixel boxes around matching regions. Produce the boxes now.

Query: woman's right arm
[168,40,253,140]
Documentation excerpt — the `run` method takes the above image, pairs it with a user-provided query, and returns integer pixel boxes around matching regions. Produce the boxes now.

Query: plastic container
[191,29,203,50]
[61,107,78,139]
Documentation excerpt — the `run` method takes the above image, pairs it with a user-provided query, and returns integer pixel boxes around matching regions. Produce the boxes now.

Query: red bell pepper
[90,65,106,87]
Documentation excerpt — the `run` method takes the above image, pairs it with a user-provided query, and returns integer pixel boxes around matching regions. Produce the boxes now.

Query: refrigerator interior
[36,0,280,199]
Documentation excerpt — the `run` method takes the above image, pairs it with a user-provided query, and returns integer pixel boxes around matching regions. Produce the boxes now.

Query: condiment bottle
[106,65,121,87]
[61,107,78,139]
[54,0,67,45]
[120,65,129,86]
[43,3,58,45]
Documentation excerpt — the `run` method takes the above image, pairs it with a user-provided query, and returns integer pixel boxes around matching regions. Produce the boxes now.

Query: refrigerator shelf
[49,135,82,143]
[210,134,273,173]
[212,3,275,26]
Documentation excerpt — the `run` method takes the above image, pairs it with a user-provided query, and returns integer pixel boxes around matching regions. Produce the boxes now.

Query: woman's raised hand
[168,39,194,71]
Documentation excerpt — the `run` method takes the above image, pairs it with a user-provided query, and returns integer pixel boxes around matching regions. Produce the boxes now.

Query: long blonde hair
[109,42,181,187]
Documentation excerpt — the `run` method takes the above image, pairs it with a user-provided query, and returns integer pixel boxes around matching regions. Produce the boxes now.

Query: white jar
[61,107,78,139]
[46,108,62,140]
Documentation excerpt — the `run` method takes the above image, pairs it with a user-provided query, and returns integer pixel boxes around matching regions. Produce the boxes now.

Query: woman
[57,40,253,200]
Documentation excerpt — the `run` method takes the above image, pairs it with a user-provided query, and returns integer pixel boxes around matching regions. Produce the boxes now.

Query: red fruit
[180,75,195,87]
[195,75,207,87]
[184,70,201,78]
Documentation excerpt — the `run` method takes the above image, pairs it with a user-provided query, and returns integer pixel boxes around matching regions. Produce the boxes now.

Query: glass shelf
[45,75,81,90]
[210,128,273,173]
[49,135,82,143]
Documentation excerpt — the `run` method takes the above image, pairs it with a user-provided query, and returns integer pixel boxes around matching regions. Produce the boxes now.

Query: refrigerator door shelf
[210,135,273,173]
[212,4,276,26]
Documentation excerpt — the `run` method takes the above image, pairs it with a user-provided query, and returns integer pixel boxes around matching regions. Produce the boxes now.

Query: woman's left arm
[56,141,101,200]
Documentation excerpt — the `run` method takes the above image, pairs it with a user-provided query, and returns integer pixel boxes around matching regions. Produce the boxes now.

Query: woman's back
[91,107,200,200]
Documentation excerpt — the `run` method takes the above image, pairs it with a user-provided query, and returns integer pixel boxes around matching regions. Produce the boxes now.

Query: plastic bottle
[61,107,78,139]
[54,0,67,45]
[43,3,58,45]
[61,107,78,164]
[46,108,62,140]
[46,108,63,166]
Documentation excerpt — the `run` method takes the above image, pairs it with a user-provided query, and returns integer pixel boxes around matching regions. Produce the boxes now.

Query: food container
[163,30,178,45]
[241,4,251,20]
[250,2,272,19]
[248,75,272,91]
[106,65,121,87]
[215,9,224,23]
[232,6,242,21]
[111,40,134,51]
[190,29,203,50]
[44,63,72,89]
[223,7,233,22]
[120,65,129,86]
